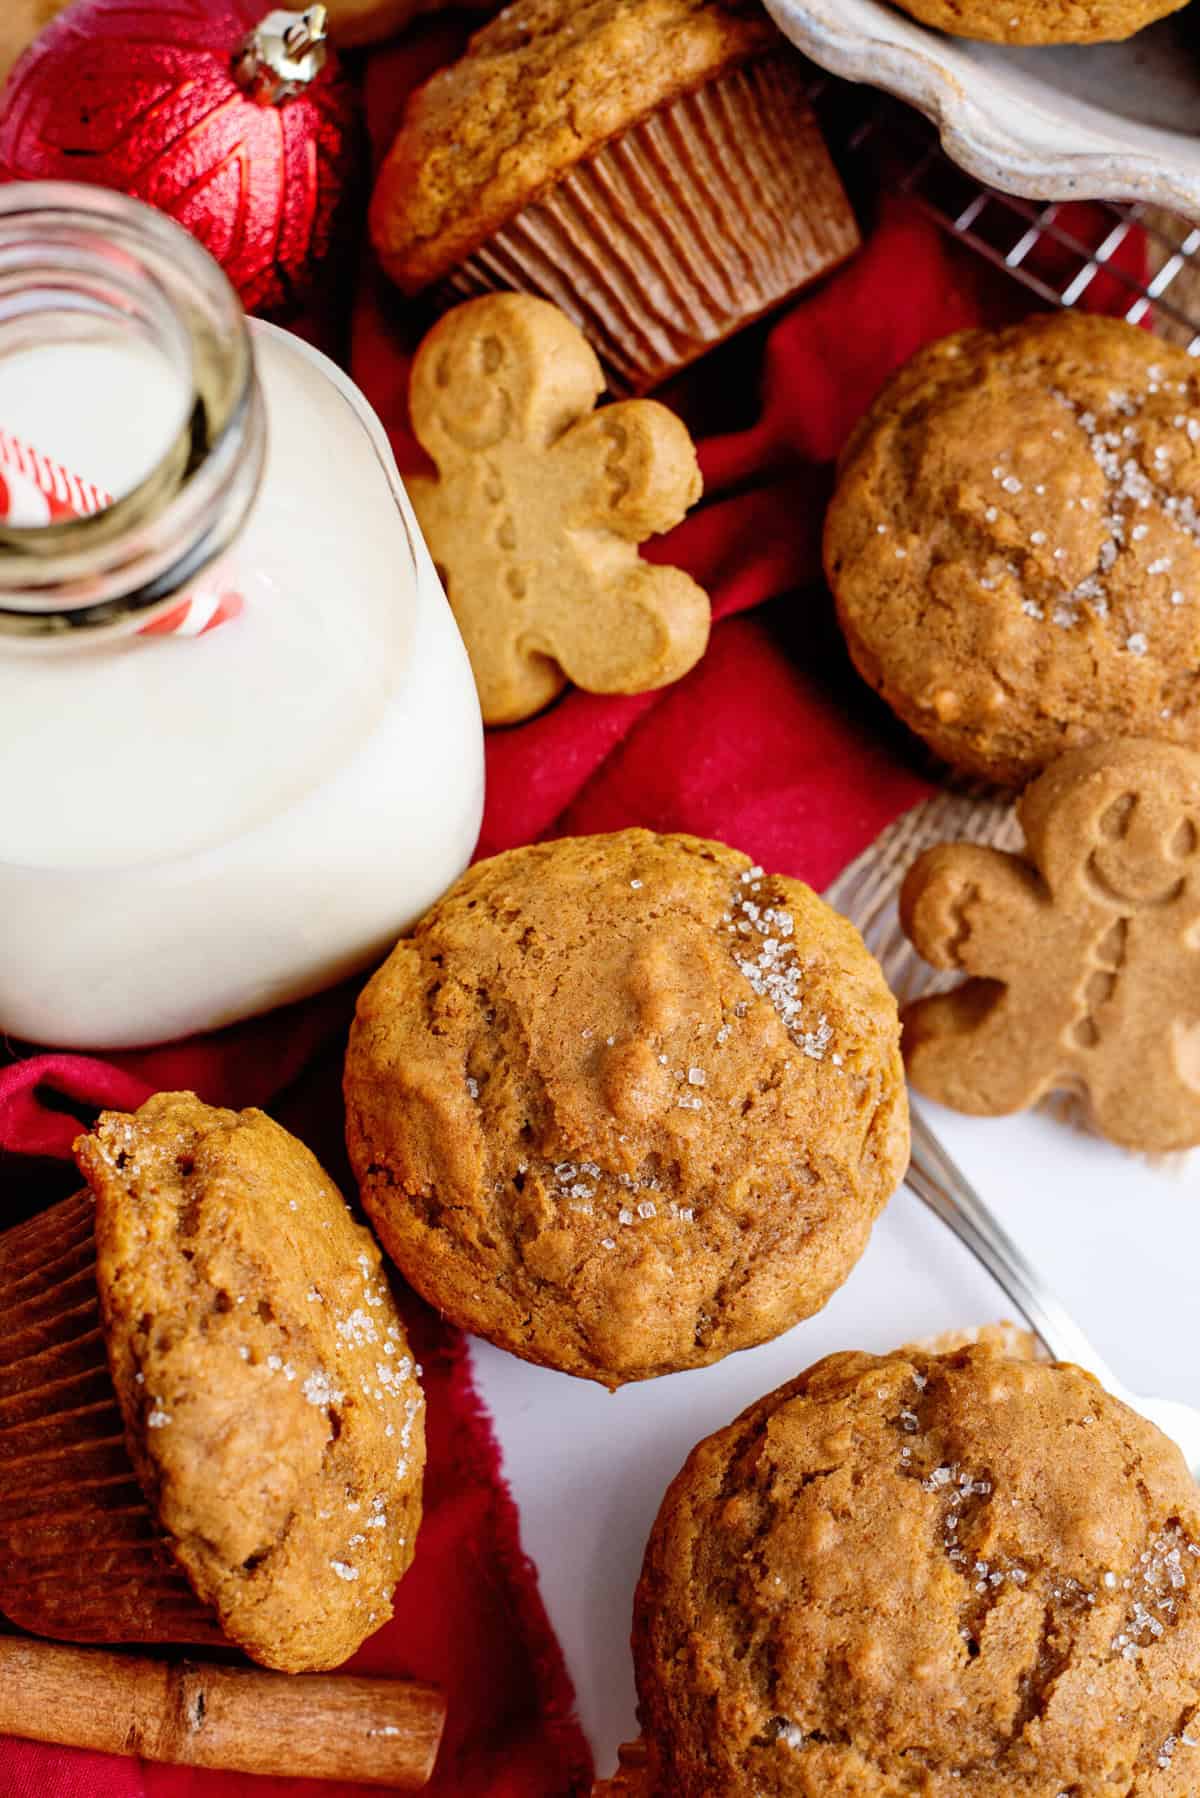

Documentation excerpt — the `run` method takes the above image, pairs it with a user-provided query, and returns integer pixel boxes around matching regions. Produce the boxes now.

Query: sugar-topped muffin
[0,1093,425,1673]
[826,314,1200,785]
[633,1343,1200,1794]
[888,0,1186,42]
[344,830,908,1386]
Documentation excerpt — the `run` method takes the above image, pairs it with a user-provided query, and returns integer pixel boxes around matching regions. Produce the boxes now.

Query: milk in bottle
[0,183,484,1047]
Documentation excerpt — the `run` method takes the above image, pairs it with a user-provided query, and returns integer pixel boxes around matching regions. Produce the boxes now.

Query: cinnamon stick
[0,1638,445,1788]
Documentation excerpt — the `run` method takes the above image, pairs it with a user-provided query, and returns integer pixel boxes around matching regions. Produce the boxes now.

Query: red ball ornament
[0,0,364,315]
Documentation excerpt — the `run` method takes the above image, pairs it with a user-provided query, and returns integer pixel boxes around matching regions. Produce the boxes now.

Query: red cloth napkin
[0,27,1148,1797]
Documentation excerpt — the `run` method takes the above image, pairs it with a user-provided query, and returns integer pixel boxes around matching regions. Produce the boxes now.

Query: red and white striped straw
[0,426,243,637]
[0,426,109,521]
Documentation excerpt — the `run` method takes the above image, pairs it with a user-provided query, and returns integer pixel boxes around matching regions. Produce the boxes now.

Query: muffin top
[344,831,907,1386]
[889,0,1185,43]
[76,1093,425,1674]
[825,314,1200,785]
[369,0,777,290]
[634,1344,1200,1795]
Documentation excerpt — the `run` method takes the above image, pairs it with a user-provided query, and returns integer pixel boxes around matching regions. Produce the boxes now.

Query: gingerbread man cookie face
[1022,743,1200,911]
[409,295,710,725]
[901,739,1200,1152]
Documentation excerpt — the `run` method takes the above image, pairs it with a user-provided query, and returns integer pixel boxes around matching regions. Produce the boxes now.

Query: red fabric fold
[0,28,1149,1795]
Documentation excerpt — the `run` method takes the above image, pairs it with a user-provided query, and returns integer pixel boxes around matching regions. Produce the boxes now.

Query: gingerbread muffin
[369,0,860,392]
[1,2,71,84]
[344,831,908,1387]
[889,0,1186,43]
[825,314,1200,786]
[0,1093,425,1674]
[593,1741,653,1796]
[633,1343,1200,1795]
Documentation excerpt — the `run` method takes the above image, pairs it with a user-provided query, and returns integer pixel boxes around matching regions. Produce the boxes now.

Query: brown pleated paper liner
[0,1192,221,1645]
[441,53,861,394]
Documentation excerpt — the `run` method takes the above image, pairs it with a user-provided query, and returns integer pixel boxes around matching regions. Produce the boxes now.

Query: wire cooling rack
[810,78,1200,351]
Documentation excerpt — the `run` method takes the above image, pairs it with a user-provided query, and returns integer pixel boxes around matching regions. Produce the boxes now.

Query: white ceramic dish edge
[765,0,1200,223]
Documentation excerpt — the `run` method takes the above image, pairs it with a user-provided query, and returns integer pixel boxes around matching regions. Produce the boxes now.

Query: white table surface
[472,1098,1200,1782]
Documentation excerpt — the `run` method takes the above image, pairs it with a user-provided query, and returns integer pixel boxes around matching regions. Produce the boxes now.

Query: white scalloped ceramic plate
[478,1102,1198,1778]
[766,0,1200,222]
[475,799,1200,1780]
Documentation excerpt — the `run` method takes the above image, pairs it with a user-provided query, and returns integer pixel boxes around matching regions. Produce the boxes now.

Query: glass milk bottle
[0,182,483,1049]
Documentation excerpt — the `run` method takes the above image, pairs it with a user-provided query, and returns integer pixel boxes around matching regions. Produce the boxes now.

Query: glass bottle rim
[0,181,264,641]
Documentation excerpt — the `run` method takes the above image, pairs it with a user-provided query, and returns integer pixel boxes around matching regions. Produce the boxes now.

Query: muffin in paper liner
[438,55,861,394]
[370,0,861,395]
[0,1093,427,1674]
[0,1190,220,1645]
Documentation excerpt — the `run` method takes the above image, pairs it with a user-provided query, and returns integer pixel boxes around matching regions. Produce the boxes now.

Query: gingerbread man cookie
[901,738,1200,1151]
[408,294,710,725]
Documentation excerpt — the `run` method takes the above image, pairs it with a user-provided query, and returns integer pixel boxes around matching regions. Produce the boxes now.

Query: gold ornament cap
[233,5,329,105]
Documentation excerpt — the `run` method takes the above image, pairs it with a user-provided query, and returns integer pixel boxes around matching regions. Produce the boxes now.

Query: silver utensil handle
[906,1105,1122,1387]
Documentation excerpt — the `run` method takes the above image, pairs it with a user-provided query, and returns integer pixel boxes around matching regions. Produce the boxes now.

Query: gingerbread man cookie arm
[899,842,1049,979]
[559,401,703,540]
[545,399,708,694]
[901,844,1064,1118]
[902,985,1064,1117]
[544,562,711,698]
